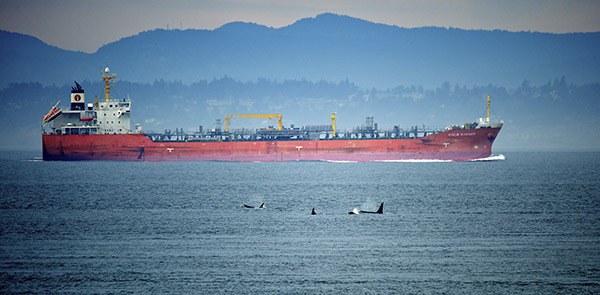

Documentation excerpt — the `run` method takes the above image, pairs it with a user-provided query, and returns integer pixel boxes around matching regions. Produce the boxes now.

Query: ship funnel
[70,81,85,111]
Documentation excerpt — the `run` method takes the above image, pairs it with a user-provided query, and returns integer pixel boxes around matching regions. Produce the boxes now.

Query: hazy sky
[1,0,599,53]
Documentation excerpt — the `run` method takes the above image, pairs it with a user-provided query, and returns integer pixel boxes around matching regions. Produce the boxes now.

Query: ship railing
[143,124,450,142]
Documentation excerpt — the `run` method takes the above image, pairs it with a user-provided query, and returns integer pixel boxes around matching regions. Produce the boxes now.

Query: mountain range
[1,13,599,89]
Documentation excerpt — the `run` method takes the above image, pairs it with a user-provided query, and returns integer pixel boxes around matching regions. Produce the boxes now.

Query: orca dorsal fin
[311,208,317,215]
[376,202,384,214]
[259,203,265,209]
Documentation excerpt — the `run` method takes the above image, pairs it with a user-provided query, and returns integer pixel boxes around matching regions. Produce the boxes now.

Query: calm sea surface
[0,152,599,294]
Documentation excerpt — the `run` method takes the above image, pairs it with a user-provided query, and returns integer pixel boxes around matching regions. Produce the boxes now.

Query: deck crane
[223,113,283,132]
[330,113,337,138]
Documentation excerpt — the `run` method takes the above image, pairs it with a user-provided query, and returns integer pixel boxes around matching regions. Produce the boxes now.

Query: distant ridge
[1,13,599,88]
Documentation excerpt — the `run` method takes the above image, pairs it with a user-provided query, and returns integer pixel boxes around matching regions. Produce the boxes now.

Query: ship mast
[486,95,491,123]
[102,67,118,102]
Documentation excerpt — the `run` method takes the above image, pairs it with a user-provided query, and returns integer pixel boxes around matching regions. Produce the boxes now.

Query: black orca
[311,208,317,215]
[349,202,384,214]
[360,202,384,214]
[241,202,265,209]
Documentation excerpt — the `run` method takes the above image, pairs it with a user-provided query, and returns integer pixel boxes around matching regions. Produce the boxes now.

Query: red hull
[42,127,501,162]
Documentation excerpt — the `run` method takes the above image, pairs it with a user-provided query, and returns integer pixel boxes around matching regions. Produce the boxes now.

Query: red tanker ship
[42,69,502,162]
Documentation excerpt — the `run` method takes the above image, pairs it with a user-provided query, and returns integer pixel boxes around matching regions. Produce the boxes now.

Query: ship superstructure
[42,69,502,162]
[42,68,132,136]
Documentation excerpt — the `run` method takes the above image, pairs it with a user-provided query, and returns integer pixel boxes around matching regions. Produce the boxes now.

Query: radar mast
[102,67,118,102]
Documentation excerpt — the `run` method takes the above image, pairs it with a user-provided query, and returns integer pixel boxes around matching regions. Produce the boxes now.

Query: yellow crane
[223,113,283,132]
[330,113,337,138]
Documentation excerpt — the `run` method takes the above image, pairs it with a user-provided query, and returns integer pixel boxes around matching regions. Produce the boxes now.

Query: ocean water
[0,152,599,294]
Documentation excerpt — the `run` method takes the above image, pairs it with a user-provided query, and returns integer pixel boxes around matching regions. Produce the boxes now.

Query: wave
[375,159,453,163]
[23,157,43,162]
[469,154,506,162]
